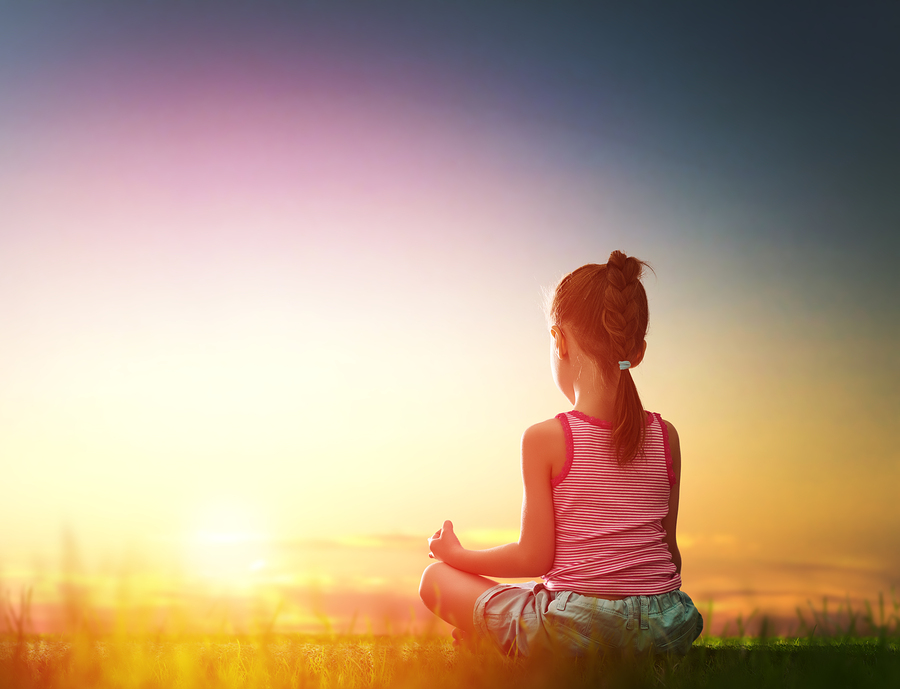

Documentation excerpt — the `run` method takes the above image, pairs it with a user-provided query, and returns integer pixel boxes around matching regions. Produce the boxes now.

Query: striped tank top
[542,410,682,597]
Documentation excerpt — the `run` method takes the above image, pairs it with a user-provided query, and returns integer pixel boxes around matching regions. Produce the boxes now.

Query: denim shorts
[473,582,703,657]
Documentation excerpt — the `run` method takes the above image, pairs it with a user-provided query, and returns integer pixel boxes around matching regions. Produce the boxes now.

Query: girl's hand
[427,520,462,563]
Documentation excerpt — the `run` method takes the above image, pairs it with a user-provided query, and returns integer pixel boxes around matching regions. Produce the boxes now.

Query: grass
[1,633,898,688]
[1,591,898,688]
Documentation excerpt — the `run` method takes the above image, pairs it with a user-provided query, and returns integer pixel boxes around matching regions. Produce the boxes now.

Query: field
[3,629,900,688]
[1,634,899,689]
[2,592,898,688]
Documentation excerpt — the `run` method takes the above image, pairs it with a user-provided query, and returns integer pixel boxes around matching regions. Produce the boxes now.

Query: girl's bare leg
[419,562,499,634]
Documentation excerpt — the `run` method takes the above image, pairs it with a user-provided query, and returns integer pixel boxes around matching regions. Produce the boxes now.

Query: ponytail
[603,250,648,464]
[549,251,650,465]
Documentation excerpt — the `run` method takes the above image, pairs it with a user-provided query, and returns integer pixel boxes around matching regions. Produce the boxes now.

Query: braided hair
[549,251,650,465]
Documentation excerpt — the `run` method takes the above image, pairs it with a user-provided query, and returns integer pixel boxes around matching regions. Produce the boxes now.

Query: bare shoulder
[661,418,682,475]
[522,417,565,449]
[522,418,567,476]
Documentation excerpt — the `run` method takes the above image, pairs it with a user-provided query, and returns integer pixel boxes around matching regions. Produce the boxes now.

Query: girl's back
[546,411,681,597]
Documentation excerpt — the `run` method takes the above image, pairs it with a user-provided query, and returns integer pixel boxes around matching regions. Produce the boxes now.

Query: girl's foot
[452,627,473,649]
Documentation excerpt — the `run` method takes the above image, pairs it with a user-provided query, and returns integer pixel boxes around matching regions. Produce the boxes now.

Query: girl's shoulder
[645,412,680,443]
[656,415,679,444]
[521,417,568,478]
[659,417,678,436]
[522,416,566,445]
[658,417,682,478]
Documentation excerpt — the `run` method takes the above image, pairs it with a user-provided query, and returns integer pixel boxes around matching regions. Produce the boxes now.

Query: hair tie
[618,361,631,370]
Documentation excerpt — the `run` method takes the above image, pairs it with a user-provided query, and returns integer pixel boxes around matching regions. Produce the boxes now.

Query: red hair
[549,251,651,465]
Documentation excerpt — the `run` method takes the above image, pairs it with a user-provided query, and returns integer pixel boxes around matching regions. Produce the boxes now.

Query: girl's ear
[551,326,568,358]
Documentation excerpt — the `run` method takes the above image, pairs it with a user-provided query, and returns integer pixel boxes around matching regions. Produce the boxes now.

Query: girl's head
[548,251,651,464]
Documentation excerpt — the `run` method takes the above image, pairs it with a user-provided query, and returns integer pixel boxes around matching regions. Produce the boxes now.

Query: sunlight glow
[182,504,272,588]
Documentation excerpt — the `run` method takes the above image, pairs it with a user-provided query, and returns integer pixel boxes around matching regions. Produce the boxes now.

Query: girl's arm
[427,419,560,578]
[660,420,682,575]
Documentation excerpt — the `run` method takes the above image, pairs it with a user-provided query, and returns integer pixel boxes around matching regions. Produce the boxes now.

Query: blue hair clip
[618,361,631,370]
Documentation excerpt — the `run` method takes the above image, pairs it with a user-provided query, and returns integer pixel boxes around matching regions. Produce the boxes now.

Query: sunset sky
[1,2,898,633]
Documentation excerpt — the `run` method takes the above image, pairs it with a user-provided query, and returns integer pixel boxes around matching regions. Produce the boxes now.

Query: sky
[1,1,898,634]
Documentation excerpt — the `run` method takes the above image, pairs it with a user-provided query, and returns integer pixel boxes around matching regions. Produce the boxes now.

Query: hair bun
[607,250,628,269]
[606,250,642,285]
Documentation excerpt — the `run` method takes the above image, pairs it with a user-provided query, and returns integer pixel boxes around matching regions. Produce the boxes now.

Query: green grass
[2,589,898,687]
[1,634,899,688]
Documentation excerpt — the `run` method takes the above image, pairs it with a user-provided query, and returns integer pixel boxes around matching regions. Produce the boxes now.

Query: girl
[419,251,703,656]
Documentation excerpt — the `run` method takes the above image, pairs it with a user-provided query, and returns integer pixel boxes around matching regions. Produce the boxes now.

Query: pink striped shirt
[542,410,682,597]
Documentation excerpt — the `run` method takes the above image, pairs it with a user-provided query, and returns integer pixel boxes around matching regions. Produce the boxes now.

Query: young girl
[419,251,703,656]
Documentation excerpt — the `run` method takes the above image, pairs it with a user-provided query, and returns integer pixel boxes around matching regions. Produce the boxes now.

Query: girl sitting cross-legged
[419,251,703,657]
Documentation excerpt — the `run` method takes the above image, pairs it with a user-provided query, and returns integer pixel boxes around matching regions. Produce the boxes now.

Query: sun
[183,505,270,588]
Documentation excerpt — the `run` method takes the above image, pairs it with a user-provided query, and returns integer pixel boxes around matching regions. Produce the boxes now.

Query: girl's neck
[569,364,618,422]
[571,387,616,422]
